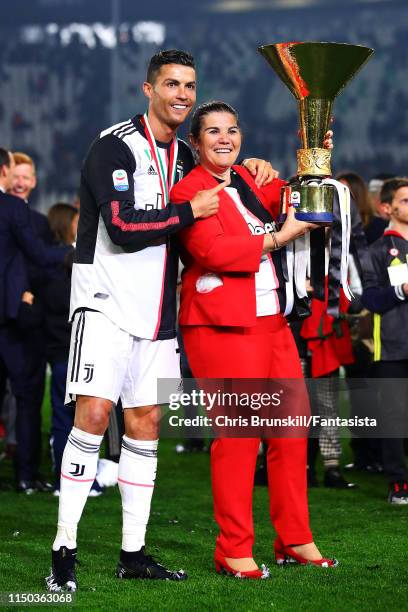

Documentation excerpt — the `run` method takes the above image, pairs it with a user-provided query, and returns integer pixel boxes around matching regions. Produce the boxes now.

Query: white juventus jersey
[71,115,195,340]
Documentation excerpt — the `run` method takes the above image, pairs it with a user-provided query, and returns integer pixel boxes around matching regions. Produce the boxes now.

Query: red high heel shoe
[214,551,270,579]
[274,537,338,568]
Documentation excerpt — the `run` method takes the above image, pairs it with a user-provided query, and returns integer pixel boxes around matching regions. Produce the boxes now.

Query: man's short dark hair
[0,147,11,168]
[381,177,408,204]
[146,49,195,84]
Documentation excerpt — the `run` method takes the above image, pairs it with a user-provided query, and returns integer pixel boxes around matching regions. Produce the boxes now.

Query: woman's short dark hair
[48,202,78,245]
[147,49,195,84]
[190,101,240,140]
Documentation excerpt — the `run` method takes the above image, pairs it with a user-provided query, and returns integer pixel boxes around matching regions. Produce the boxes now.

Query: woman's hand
[276,206,319,246]
[277,206,318,246]
[262,207,317,253]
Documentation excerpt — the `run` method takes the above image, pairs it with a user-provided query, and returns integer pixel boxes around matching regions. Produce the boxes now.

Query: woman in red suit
[170,101,337,578]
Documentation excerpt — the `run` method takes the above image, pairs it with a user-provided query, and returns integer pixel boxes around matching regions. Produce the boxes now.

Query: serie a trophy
[258,42,374,223]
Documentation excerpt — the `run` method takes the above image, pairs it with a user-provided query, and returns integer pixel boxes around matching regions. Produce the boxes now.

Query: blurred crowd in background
[0,2,407,210]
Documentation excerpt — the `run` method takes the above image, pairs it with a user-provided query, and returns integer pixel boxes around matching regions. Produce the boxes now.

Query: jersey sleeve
[98,198,194,250]
[82,133,195,250]
[82,134,136,205]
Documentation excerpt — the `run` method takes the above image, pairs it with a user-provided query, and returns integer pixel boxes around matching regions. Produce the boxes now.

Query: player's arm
[84,134,194,249]
[99,198,194,250]
[98,190,220,250]
[11,197,69,265]
[87,135,220,250]
[241,158,278,187]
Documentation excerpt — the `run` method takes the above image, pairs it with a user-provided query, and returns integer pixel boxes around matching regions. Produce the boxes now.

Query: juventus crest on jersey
[71,115,195,341]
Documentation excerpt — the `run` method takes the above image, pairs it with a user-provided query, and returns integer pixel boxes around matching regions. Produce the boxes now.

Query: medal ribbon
[142,113,178,207]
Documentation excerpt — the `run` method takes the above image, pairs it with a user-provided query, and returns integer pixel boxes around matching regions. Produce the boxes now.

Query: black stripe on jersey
[70,311,84,383]
[117,127,138,140]
[112,120,132,137]
[75,311,86,383]
[114,123,136,137]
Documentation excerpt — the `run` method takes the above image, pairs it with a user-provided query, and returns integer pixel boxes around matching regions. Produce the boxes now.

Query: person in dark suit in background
[8,152,55,493]
[0,148,69,492]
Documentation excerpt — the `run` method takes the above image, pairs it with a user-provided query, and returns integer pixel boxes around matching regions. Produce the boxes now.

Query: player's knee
[88,410,110,432]
[75,406,110,435]
[125,407,160,439]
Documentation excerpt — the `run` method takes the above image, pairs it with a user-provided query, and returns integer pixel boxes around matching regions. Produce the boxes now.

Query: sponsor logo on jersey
[248,223,266,235]
[148,164,158,175]
[247,221,276,235]
[264,221,277,233]
[112,169,129,191]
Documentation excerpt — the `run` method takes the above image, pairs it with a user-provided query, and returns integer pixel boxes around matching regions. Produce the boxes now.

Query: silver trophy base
[279,180,334,224]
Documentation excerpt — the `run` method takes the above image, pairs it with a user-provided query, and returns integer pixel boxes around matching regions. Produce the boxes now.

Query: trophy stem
[298,99,333,150]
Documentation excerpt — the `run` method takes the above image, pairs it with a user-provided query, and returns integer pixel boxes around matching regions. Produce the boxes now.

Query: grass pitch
[0,399,407,611]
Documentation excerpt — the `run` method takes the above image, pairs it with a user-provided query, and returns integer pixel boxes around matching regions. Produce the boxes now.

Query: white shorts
[65,310,180,408]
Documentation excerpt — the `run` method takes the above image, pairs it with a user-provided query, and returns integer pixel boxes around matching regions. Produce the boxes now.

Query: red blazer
[170,165,285,327]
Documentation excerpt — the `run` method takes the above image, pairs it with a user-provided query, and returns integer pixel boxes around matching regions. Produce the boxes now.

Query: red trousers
[181,314,313,558]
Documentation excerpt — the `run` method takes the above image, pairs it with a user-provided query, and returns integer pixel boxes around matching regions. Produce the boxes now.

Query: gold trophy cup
[258,42,374,223]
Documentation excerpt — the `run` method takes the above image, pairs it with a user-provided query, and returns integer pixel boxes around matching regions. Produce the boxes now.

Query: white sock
[118,436,158,552]
[52,426,103,551]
